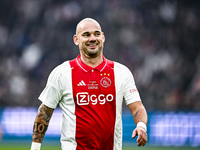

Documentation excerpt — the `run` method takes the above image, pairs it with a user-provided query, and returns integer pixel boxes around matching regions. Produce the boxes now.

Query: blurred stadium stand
[0,0,200,146]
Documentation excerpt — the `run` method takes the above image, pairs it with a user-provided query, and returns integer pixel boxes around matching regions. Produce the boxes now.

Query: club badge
[100,77,111,88]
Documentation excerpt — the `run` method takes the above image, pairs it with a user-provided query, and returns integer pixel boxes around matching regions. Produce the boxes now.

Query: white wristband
[137,122,147,132]
[30,142,41,150]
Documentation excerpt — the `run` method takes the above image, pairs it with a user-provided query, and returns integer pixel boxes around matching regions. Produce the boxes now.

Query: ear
[102,32,105,43]
[73,35,79,45]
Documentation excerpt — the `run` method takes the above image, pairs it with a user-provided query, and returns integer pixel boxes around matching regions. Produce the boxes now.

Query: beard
[81,45,103,58]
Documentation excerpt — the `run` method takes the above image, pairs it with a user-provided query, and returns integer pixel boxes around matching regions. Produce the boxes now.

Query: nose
[89,34,96,42]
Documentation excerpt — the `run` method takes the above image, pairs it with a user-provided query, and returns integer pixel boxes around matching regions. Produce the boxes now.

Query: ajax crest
[100,77,111,88]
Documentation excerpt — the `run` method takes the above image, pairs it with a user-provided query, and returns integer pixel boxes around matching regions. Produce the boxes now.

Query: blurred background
[0,0,200,149]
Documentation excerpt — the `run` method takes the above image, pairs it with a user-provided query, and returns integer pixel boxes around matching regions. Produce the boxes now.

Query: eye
[82,32,90,37]
[95,32,101,36]
[83,34,89,37]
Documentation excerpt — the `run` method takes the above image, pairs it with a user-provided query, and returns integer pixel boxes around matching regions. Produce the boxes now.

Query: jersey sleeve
[123,66,141,105]
[38,64,64,109]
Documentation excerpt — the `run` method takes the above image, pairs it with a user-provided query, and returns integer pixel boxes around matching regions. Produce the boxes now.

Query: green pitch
[122,146,200,150]
[0,143,199,150]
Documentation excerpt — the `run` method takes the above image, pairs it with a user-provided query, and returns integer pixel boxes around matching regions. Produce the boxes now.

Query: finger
[140,138,147,147]
[137,131,147,146]
[142,138,147,146]
[142,140,147,146]
[132,129,137,138]
[137,135,143,146]
[136,129,143,142]
[137,138,145,147]
[142,134,148,146]
[138,132,147,147]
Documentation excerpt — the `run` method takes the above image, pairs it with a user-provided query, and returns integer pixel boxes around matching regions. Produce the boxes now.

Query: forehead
[77,21,102,35]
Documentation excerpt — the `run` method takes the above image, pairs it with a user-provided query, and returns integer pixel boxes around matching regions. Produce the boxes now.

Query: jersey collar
[76,55,107,72]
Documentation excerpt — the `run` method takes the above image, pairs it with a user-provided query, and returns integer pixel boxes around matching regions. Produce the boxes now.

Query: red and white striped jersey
[38,55,141,150]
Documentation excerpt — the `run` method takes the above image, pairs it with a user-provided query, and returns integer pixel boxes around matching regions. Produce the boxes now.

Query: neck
[80,54,103,68]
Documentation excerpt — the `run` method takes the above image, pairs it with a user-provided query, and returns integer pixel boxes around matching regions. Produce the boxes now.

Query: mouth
[86,43,99,48]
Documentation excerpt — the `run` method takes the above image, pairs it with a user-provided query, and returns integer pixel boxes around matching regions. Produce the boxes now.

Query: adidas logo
[77,80,86,86]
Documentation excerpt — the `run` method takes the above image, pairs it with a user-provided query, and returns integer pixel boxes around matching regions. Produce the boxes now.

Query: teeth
[87,43,98,46]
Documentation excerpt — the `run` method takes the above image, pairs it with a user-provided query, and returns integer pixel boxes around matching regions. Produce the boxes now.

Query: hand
[132,127,147,147]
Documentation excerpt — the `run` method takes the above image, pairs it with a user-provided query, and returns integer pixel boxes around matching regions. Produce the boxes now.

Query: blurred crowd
[0,0,200,111]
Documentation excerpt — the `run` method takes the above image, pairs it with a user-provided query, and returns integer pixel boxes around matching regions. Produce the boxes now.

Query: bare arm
[128,101,148,146]
[32,103,54,143]
[128,101,148,125]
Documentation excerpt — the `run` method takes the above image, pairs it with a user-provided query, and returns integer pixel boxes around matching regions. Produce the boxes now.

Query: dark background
[0,0,200,112]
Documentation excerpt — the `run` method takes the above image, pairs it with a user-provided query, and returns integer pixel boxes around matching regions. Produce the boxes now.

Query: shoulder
[51,61,71,74]
[47,61,71,81]
[113,61,135,83]
[113,61,131,73]
[105,58,129,71]
[105,59,133,79]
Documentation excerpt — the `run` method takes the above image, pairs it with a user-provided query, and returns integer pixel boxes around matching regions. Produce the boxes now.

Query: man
[30,18,148,150]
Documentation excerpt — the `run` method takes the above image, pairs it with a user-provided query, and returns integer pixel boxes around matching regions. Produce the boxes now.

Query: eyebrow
[82,32,90,35]
[82,31,101,35]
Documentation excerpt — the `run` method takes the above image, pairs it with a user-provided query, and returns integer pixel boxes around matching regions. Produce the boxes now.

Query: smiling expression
[74,20,105,58]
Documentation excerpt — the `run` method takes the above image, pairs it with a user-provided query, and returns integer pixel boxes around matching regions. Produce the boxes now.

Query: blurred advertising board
[0,107,199,146]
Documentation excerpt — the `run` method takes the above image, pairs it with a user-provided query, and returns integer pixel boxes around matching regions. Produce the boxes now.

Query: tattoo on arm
[33,122,48,134]
[32,104,54,143]
[133,110,139,120]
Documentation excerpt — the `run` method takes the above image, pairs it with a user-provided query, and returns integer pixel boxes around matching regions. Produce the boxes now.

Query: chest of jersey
[73,69,115,105]
[69,58,116,149]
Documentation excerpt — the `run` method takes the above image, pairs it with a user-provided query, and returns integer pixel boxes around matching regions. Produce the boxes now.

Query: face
[74,21,105,58]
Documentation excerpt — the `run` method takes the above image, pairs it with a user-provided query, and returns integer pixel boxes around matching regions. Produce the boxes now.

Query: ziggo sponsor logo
[76,92,114,105]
